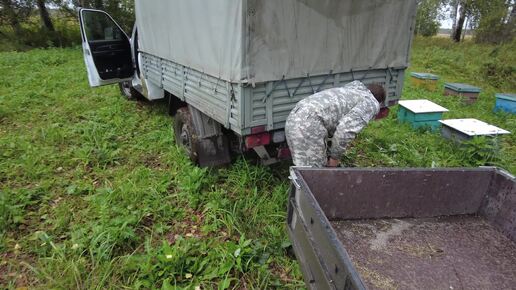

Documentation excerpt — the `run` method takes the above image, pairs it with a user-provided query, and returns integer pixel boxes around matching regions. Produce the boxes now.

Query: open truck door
[79,8,133,87]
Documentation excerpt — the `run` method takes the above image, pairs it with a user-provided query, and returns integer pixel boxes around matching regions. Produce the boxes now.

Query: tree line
[416,0,515,43]
[0,0,134,31]
[1,0,515,50]
[0,0,134,48]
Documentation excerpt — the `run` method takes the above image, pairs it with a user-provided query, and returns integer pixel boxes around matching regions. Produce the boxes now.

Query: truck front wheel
[174,107,199,163]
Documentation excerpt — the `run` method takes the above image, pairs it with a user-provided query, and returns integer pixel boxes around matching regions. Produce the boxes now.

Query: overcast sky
[440,19,454,29]
[439,4,454,29]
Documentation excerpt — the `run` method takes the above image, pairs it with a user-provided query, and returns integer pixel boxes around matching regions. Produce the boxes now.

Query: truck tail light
[245,133,271,149]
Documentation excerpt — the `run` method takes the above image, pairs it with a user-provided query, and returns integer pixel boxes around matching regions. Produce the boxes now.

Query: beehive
[494,93,516,114]
[397,100,449,131]
[411,72,439,91]
[444,83,481,104]
[439,119,511,142]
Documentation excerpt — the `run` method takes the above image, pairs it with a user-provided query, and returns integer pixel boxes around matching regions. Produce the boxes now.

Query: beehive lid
[444,83,481,93]
[410,72,439,80]
[496,93,516,102]
[439,119,511,136]
[399,100,449,113]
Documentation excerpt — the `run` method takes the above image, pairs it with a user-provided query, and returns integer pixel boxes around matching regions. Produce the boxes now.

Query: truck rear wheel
[174,107,199,163]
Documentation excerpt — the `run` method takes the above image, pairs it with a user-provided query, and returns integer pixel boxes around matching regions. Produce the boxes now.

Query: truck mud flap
[197,135,231,168]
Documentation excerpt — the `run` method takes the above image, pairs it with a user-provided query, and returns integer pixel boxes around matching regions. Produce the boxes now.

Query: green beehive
[444,83,481,104]
[411,72,439,91]
[398,100,449,131]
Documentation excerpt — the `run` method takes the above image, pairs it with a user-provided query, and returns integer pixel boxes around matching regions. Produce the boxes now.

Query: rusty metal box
[288,167,516,290]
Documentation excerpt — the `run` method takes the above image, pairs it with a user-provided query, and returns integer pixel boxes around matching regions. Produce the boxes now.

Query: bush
[481,40,516,89]
[418,20,440,37]
[0,16,81,51]
[415,0,441,37]
[472,0,515,44]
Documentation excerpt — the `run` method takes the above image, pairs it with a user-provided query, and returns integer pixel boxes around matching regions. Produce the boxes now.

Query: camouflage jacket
[292,81,380,159]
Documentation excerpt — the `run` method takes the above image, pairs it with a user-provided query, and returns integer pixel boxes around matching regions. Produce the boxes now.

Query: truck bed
[288,168,516,290]
[331,216,516,290]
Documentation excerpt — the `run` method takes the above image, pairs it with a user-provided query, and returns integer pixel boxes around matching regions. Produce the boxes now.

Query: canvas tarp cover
[135,0,244,82]
[135,0,416,84]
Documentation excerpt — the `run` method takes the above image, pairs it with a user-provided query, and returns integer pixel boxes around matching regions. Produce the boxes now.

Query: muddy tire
[174,107,199,163]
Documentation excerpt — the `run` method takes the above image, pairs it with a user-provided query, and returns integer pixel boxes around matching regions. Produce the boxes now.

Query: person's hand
[327,158,340,167]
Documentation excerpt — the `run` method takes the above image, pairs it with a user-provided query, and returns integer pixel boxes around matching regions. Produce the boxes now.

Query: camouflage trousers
[285,108,328,167]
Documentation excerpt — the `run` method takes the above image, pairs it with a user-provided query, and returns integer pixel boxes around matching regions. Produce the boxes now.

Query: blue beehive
[398,100,449,131]
[494,93,516,114]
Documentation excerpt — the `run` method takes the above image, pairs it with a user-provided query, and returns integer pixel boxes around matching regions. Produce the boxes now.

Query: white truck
[79,0,417,167]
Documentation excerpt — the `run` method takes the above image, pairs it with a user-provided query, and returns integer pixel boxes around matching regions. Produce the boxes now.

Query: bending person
[285,81,385,167]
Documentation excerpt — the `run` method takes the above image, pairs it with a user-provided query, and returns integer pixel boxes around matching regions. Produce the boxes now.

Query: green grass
[0,48,302,289]
[0,37,515,289]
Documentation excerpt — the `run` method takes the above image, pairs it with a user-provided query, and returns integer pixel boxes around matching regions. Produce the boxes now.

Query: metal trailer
[78,0,418,167]
[287,167,516,290]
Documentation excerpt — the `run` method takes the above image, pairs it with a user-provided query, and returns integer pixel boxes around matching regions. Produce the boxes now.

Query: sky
[440,18,454,29]
[439,4,454,29]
